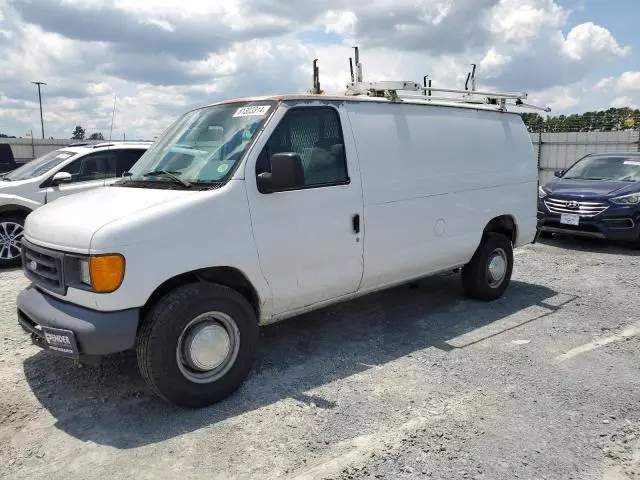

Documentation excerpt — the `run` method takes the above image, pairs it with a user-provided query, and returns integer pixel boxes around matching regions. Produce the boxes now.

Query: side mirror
[51,171,72,186]
[554,169,565,178]
[257,152,305,193]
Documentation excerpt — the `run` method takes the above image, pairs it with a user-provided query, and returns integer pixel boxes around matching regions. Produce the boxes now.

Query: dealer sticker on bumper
[41,327,80,358]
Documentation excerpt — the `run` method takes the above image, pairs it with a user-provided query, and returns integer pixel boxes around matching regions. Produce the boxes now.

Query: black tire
[0,214,25,269]
[136,283,258,408]
[461,232,513,301]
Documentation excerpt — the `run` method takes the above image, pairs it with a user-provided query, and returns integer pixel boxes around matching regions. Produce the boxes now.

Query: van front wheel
[461,233,513,301]
[136,283,258,408]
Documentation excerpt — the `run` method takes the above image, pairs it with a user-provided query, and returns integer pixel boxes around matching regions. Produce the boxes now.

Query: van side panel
[346,102,536,291]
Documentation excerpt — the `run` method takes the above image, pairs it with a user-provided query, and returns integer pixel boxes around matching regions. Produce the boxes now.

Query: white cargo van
[16,65,546,408]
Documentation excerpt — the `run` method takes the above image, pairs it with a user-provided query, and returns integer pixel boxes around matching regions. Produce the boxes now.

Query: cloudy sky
[0,0,637,140]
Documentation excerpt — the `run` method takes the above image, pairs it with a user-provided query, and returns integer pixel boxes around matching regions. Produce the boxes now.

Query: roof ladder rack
[341,47,551,113]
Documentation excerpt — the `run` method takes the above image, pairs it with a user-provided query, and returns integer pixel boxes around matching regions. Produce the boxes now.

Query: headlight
[68,254,125,293]
[538,186,548,199]
[610,193,640,205]
[78,258,91,285]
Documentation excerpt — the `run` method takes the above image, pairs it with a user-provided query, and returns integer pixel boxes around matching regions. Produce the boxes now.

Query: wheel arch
[0,204,32,219]
[140,266,262,325]
[483,215,517,244]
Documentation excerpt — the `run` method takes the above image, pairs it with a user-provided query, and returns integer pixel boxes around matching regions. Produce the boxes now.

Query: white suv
[0,141,151,268]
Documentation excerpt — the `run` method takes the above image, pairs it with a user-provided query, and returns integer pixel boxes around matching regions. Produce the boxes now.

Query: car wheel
[136,283,259,408]
[461,232,513,301]
[0,215,25,269]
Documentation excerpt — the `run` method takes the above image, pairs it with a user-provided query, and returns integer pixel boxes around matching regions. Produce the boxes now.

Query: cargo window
[256,106,348,189]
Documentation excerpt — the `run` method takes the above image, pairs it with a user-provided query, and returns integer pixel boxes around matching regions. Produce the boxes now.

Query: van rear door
[245,104,364,315]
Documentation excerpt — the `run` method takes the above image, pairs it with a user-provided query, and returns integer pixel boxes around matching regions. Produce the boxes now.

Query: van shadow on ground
[23,274,567,449]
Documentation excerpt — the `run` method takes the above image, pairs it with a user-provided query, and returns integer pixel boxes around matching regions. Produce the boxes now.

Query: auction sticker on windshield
[233,105,271,117]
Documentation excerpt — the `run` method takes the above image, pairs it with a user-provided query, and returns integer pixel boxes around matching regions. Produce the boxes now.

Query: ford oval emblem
[29,260,38,271]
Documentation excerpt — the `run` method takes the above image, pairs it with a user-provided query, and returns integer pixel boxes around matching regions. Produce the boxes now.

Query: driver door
[245,105,365,315]
[44,151,116,203]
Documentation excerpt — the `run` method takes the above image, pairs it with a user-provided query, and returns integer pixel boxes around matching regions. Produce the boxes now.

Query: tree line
[522,108,640,133]
[72,126,104,141]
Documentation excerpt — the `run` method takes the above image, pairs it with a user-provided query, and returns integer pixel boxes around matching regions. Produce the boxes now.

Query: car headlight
[69,254,125,293]
[610,193,640,205]
[538,186,548,199]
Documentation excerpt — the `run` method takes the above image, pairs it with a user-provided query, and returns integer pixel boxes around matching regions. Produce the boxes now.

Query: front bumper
[17,285,139,357]
[537,201,640,241]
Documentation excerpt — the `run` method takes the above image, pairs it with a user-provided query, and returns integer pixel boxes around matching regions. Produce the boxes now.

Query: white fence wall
[5,132,640,182]
[3,138,72,163]
[531,131,640,184]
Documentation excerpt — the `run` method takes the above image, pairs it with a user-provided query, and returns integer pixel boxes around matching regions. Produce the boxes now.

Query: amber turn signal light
[89,254,125,293]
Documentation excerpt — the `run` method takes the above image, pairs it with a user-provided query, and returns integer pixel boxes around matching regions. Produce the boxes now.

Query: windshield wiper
[142,170,191,188]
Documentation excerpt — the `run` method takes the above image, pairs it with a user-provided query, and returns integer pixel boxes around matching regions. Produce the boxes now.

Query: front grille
[544,197,609,217]
[21,240,66,295]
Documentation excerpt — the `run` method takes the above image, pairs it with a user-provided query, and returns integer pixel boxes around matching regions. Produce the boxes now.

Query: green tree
[521,107,640,133]
[71,126,85,140]
[88,132,104,140]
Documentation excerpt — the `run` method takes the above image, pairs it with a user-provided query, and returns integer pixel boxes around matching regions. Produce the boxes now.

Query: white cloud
[529,70,640,116]
[489,0,566,42]
[0,0,635,139]
[611,96,636,109]
[324,10,357,38]
[563,22,630,60]
[617,72,640,92]
[594,77,615,90]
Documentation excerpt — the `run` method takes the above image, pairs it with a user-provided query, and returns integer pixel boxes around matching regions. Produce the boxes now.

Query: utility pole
[31,81,46,139]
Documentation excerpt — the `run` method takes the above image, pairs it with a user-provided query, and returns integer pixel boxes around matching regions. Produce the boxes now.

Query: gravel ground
[1,237,640,480]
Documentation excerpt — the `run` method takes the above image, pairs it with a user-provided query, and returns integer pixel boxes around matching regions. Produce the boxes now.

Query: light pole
[31,81,46,139]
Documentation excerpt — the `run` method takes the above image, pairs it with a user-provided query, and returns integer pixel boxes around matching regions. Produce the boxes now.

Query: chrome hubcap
[0,222,24,261]
[487,248,507,288]
[176,311,240,384]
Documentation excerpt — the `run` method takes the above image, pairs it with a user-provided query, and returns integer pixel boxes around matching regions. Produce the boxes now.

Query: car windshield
[563,155,640,182]
[3,150,76,181]
[126,101,277,185]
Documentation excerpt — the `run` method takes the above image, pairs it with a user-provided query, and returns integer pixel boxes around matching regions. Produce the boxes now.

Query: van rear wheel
[461,232,513,301]
[136,283,258,408]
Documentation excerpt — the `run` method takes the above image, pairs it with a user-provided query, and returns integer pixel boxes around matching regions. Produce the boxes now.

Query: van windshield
[126,101,277,186]
[3,150,76,181]
[564,155,640,182]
